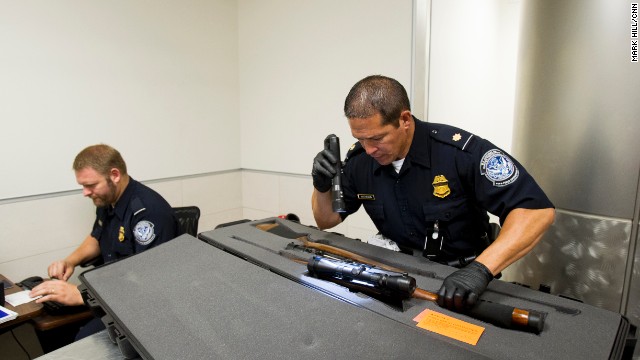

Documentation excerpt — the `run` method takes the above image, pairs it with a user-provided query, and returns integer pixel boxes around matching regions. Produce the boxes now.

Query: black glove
[436,261,493,312]
[312,148,337,193]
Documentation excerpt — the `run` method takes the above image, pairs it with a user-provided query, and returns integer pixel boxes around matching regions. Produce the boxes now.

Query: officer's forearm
[475,208,555,275]
[312,189,342,229]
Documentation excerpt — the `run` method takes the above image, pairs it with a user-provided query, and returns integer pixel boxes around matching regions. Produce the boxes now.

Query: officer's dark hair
[344,75,411,127]
[73,144,128,177]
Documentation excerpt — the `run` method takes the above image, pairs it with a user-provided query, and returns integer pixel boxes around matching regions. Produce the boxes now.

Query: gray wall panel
[512,0,640,219]
[505,210,630,313]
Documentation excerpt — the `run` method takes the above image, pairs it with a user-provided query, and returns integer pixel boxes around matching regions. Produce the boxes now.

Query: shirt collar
[406,116,431,168]
[112,178,135,219]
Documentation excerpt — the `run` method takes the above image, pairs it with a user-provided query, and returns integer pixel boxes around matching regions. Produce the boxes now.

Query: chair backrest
[173,206,201,237]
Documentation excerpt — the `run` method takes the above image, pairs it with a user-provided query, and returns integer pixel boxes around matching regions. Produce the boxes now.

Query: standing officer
[311,75,555,312]
[29,144,177,338]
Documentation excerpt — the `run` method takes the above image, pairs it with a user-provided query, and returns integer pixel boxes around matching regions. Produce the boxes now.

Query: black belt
[399,231,491,269]
[398,245,478,268]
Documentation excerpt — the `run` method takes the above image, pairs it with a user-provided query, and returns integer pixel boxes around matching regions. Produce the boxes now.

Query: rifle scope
[307,255,416,298]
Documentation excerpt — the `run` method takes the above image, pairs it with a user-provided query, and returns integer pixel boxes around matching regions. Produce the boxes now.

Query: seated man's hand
[48,260,75,281]
[437,261,493,312]
[30,279,84,306]
[312,148,337,193]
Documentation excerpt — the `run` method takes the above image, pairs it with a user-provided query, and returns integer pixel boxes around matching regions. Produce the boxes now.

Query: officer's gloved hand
[437,261,493,312]
[312,148,337,193]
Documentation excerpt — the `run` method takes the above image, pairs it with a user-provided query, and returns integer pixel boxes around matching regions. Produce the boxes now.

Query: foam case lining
[79,217,636,359]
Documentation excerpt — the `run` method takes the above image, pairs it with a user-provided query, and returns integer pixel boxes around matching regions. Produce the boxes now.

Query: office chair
[173,206,201,237]
[489,223,501,243]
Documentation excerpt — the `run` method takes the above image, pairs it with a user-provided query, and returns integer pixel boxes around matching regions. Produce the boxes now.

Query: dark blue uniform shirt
[90,178,177,263]
[340,117,553,261]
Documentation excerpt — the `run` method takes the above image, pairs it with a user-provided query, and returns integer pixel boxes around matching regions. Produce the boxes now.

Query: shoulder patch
[133,220,156,245]
[344,141,365,163]
[429,124,474,151]
[480,149,519,187]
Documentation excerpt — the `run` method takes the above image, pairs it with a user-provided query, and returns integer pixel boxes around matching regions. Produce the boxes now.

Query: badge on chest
[432,175,451,198]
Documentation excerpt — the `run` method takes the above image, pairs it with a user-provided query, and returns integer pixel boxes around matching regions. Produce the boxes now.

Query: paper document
[5,290,42,307]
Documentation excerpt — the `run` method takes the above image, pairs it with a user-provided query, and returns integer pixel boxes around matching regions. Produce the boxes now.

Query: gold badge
[452,133,462,141]
[432,175,451,198]
[118,226,125,242]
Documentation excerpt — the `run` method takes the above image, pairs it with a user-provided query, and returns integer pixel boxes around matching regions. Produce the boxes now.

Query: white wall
[0,0,240,200]
[238,0,414,174]
[0,0,242,282]
[427,0,522,152]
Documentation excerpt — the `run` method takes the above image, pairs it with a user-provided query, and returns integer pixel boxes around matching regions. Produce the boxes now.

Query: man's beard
[92,179,117,207]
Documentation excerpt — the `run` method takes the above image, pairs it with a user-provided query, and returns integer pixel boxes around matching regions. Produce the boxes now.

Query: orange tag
[414,309,484,345]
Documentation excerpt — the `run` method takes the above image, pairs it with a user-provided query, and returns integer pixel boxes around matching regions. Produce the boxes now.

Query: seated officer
[311,75,555,313]
[29,144,177,338]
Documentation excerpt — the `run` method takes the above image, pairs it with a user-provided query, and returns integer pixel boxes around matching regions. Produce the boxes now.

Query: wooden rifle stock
[297,236,405,273]
[412,288,544,333]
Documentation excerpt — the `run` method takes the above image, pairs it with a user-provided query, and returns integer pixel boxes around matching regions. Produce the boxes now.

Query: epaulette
[344,141,365,164]
[428,123,475,151]
[131,197,147,217]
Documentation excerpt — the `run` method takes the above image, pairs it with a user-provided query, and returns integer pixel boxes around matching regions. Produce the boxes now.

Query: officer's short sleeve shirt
[90,178,177,263]
[339,118,553,257]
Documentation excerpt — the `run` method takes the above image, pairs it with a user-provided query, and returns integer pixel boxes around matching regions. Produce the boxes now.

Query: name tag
[357,194,375,200]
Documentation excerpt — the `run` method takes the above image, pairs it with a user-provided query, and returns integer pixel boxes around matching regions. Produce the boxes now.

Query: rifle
[256,223,545,334]
[294,234,578,315]
[307,254,544,334]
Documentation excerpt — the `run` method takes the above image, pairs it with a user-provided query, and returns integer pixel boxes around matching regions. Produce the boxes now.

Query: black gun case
[79,217,636,359]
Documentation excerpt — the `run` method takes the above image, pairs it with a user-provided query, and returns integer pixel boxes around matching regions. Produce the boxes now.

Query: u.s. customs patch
[133,220,156,245]
[480,149,519,187]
